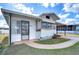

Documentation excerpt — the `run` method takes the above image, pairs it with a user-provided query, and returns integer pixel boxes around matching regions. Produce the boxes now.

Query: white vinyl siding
[40,15,56,40]
[17,21,21,34]
[11,14,37,42]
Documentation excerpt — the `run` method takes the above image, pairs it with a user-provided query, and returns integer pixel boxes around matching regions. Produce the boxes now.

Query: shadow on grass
[1,42,79,55]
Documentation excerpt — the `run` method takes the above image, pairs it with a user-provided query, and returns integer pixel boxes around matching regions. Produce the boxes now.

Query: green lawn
[35,38,69,44]
[58,33,79,37]
[1,42,79,55]
[66,34,79,37]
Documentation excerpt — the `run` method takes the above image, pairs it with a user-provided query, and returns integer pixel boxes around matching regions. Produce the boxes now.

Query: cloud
[63,18,79,25]
[58,3,79,25]
[50,3,56,7]
[64,18,75,24]
[0,6,3,15]
[41,3,56,8]
[58,13,70,19]
[76,22,79,24]
[0,9,2,15]
[0,6,9,28]
[75,14,79,18]
[63,3,72,12]
[32,14,39,16]
[0,6,2,8]
[12,3,34,14]
[11,3,39,16]
[63,3,79,13]
[41,3,49,8]
[57,16,78,25]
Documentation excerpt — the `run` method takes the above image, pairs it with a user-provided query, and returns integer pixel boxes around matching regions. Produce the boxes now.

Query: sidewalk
[14,37,79,49]
[24,39,78,49]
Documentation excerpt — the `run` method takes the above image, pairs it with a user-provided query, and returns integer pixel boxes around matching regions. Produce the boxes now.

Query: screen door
[21,21,29,40]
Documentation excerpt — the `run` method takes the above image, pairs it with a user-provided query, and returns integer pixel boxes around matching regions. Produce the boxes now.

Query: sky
[0,3,79,28]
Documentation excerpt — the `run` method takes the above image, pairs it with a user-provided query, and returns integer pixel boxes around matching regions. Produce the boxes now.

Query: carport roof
[1,8,42,20]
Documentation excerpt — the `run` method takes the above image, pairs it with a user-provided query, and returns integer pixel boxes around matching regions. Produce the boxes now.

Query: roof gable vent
[46,15,50,19]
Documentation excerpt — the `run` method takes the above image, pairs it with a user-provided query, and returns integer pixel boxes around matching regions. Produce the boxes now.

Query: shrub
[2,36,8,48]
[52,34,61,39]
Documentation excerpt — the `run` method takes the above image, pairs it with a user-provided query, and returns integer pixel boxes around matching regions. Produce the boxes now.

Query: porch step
[13,40,27,45]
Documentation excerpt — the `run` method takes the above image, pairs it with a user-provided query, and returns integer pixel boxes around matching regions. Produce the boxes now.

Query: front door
[21,21,29,40]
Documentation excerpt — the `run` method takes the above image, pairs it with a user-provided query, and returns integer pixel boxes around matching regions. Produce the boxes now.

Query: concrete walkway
[14,37,79,49]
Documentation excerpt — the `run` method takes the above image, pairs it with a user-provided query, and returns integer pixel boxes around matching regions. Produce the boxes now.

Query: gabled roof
[1,8,41,20]
[40,13,60,20]
[1,8,60,21]
[55,22,64,25]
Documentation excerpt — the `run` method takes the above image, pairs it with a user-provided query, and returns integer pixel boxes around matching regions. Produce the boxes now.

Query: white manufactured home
[0,8,60,44]
[0,28,9,35]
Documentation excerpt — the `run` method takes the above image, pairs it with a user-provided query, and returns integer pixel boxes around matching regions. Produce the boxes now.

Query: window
[46,16,50,19]
[52,24,55,29]
[36,21,41,31]
[17,21,21,34]
[42,22,54,29]
[21,21,29,35]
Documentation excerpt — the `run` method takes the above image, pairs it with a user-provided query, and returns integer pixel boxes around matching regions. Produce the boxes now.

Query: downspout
[9,13,12,45]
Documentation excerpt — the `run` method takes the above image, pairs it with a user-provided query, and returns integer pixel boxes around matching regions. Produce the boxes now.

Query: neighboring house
[0,24,9,35]
[0,28,9,35]
[76,24,79,31]
[57,24,76,31]
[75,24,79,34]
[0,8,59,44]
[56,23,79,34]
